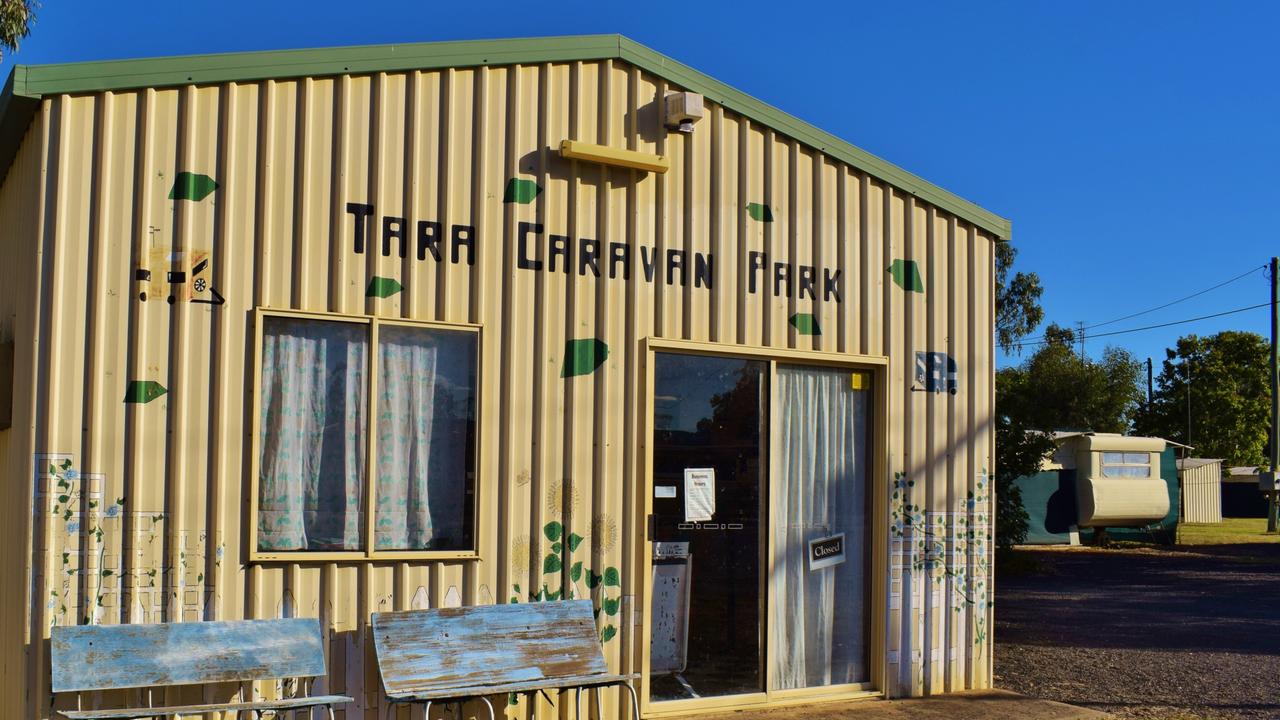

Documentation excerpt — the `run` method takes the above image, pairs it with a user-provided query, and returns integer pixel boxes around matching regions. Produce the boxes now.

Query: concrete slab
[695,690,1110,720]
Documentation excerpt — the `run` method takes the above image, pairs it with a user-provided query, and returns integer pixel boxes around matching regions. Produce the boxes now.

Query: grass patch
[1178,518,1280,545]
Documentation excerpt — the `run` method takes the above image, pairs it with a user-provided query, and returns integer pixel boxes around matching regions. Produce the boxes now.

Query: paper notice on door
[655,485,677,498]
[683,468,715,522]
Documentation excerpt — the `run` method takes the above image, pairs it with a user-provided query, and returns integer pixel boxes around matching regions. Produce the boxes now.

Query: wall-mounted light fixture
[664,91,704,133]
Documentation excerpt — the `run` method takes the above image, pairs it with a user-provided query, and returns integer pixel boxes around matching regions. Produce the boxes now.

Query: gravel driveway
[995,543,1280,719]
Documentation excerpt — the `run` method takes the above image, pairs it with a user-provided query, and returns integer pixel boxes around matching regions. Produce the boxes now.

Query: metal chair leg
[424,699,432,720]
[622,683,640,720]
[594,687,603,720]
[480,696,496,720]
[574,688,582,720]
[327,703,337,720]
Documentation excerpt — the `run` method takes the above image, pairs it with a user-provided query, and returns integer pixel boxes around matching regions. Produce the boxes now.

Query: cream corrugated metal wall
[0,120,43,714]
[1180,462,1223,524]
[5,58,995,719]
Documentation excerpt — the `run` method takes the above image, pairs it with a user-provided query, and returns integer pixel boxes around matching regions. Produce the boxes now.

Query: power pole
[1152,353,1162,407]
[1076,320,1086,362]
[1269,257,1279,532]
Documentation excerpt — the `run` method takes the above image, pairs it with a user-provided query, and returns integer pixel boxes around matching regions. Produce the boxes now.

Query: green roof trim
[0,34,1010,239]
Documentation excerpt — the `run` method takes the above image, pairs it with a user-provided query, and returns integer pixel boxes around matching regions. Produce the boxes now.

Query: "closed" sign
[808,533,846,571]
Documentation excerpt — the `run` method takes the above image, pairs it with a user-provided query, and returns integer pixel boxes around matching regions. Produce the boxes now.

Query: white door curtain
[770,365,870,690]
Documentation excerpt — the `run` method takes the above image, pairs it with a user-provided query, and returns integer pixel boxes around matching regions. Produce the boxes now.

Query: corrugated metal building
[1176,458,1222,524]
[0,35,1007,719]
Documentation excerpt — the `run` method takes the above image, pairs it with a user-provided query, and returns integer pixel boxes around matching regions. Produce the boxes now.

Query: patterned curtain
[257,318,366,551]
[375,326,440,550]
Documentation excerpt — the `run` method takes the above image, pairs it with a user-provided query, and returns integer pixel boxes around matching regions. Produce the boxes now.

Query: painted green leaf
[747,202,773,222]
[600,625,617,643]
[543,521,563,542]
[603,567,620,587]
[567,533,584,552]
[168,172,219,201]
[551,541,562,554]
[603,597,620,616]
[543,553,562,574]
[503,177,542,204]
[570,561,583,582]
[561,338,610,378]
[509,693,519,707]
[887,259,925,293]
[513,584,521,593]
[123,380,168,404]
[587,571,602,589]
[547,589,562,601]
[789,313,820,335]
[366,276,403,298]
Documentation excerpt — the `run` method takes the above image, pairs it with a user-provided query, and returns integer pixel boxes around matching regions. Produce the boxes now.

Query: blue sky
[5,1,1277,369]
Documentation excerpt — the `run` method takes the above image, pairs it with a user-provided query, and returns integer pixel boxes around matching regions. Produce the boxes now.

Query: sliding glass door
[646,351,873,709]
[649,353,767,702]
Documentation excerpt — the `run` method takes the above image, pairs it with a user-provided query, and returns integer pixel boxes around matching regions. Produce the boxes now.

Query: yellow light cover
[559,139,670,173]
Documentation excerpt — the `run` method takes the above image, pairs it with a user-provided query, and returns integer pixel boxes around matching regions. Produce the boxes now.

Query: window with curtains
[1100,452,1152,478]
[251,312,478,558]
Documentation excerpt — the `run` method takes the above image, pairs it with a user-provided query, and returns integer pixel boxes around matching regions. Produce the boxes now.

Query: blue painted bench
[50,618,352,719]
[372,600,638,720]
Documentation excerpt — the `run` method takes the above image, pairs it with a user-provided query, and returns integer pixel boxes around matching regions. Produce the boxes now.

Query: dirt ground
[995,542,1280,719]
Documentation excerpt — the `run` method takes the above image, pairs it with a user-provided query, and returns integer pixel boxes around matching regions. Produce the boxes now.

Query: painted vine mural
[41,454,211,628]
[509,519,622,643]
[889,469,992,647]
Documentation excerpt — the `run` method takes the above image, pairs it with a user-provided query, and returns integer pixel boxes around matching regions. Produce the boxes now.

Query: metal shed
[1223,466,1268,518]
[1176,458,1223,524]
[0,35,1006,719]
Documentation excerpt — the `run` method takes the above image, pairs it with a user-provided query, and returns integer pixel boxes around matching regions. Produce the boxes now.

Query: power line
[1007,263,1267,349]
[1083,264,1266,331]
[1011,302,1270,349]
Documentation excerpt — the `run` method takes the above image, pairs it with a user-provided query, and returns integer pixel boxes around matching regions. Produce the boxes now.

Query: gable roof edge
[0,33,1010,238]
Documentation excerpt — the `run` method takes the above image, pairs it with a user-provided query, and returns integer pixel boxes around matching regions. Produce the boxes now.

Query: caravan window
[1100,452,1151,478]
